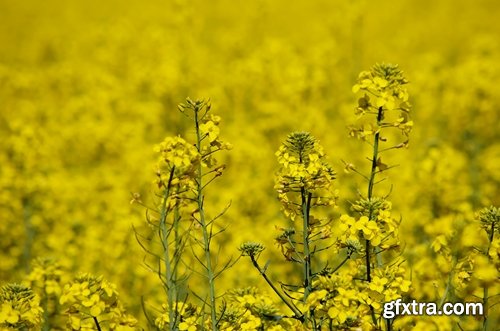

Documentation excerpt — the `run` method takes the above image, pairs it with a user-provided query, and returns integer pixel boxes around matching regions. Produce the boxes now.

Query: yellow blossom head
[0,284,43,329]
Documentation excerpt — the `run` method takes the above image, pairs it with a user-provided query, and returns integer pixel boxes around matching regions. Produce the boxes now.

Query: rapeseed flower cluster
[0,284,43,330]
[275,132,337,220]
[25,258,64,299]
[154,136,200,192]
[351,63,412,143]
[59,274,137,330]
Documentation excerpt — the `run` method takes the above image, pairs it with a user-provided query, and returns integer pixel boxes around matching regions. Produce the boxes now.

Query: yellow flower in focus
[0,284,43,329]
[200,121,220,143]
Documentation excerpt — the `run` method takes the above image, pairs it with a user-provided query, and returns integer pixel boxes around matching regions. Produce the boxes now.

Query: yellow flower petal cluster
[0,284,43,330]
[59,274,137,330]
[350,63,412,143]
[25,258,64,297]
[337,210,400,250]
[352,63,410,112]
[275,132,337,220]
[155,136,200,191]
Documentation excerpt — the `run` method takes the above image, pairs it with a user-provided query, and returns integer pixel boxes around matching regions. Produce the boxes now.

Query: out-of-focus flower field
[1,0,499,330]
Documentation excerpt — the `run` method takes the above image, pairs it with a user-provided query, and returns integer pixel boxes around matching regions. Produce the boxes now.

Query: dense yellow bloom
[0,284,43,330]
[25,258,64,297]
[200,121,220,143]
[60,274,137,330]
[275,132,337,220]
[155,136,200,191]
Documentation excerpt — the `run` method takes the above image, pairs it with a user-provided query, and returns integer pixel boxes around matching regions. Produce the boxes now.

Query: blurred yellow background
[1,0,499,329]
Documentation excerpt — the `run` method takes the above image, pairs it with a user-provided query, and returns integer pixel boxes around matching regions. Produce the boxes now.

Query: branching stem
[250,256,304,321]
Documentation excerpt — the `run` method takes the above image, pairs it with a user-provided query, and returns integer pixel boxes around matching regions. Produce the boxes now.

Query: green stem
[173,197,182,299]
[250,256,303,321]
[365,107,383,281]
[332,255,350,274]
[159,167,176,331]
[365,106,383,327]
[367,107,383,200]
[301,188,312,300]
[194,107,218,331]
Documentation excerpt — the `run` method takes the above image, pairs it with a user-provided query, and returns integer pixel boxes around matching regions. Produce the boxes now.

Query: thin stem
[301,188,312,300]
[173,196,182,300]
[250,256,304,321]
[332,255,350,274]
[159,167,176,331]
[93,317,102,331]
[367,106,383,200]
[365,240,372,282]
[194,106,218,331]
[365,106,384,327]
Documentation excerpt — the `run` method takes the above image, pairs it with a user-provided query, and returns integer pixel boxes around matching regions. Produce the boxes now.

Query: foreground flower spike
[136,98,233,331]
[275,133,337,299]
[177,98,232,331]
[322,64,414,329]
[0,284,43,329]
[238,131,339,328]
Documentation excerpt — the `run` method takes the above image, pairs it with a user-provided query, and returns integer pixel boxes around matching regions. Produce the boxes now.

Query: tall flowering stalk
[178,98,232,331]
[135,98,231,330]
[154,135,199,330]
[242,132,337,329]
[134,134,199,330]
[346,63,412,329]
[351,64,411,277]
[275,132,337,301]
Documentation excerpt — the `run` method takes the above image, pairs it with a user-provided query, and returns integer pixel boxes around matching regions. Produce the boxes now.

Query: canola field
[1,0,499,330]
